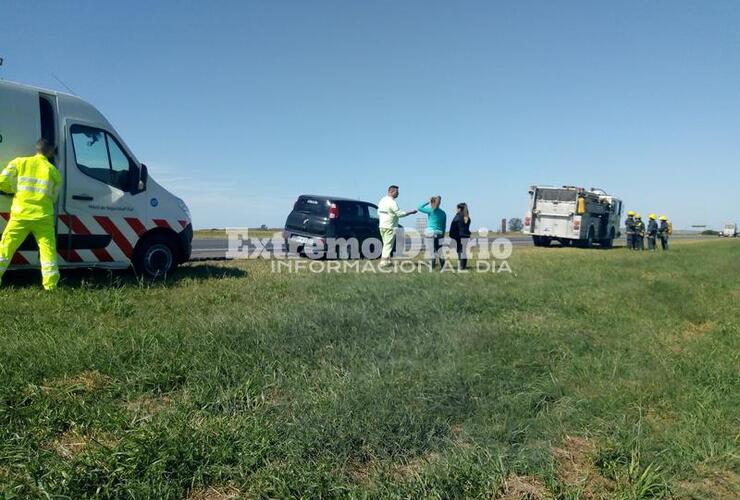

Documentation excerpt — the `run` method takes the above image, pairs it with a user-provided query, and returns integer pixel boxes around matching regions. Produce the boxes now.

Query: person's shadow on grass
[1,263,246,289]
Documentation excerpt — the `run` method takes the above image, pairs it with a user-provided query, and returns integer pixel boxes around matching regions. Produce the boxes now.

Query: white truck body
[0,80,191,275]
[523,185,622,248]
[719,223,737,237]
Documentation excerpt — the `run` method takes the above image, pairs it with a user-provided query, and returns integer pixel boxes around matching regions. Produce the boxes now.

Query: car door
[62,123,142,265]
[339,201,370,244]
[365,204,381,240]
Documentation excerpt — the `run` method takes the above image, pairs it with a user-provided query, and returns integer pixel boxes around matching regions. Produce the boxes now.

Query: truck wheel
[601,228,615,248]
[533,236,550,247]
[134,233,178,278]
[581,227,595,248]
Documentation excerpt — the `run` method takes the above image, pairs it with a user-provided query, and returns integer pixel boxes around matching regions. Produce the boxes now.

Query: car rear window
[294,198,329,216]
[536,188,577,202]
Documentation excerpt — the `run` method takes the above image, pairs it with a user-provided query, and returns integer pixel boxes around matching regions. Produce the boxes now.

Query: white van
[0,80,192,277]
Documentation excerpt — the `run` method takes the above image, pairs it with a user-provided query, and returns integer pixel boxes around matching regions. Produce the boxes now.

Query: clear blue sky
[3,0,739,229]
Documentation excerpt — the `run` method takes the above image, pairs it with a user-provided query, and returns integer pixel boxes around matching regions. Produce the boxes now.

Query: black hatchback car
[283,195,381,258]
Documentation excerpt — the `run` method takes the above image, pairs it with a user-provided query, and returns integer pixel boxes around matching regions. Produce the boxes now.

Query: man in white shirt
[377,185,416,266]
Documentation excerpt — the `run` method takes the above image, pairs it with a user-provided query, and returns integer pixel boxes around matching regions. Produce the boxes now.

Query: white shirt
[377,195,407,229]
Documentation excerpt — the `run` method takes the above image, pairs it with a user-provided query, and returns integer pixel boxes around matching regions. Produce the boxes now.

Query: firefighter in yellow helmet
[0,139,62,290]
[634,214,645,250]
[657,215,670,250]
[625,210,637,250]
[646,214,658,251]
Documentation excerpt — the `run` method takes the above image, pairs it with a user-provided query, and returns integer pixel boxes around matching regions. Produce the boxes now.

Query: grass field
[0,241,738,498]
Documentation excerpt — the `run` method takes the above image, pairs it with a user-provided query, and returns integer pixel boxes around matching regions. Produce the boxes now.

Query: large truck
[523,185,623,248]
[0,80,192,277]
[718,223,737,237]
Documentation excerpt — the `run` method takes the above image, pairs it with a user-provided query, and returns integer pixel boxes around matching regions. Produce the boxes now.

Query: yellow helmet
[659,215,667,221]
[635,213,642,219]
[627,210,636,216]
[649,214,656,220]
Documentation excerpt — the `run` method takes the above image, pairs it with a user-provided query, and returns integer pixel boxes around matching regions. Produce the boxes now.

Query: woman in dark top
[449,203,471,270]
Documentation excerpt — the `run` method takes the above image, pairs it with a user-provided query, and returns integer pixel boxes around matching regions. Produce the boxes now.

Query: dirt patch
[678,469,739,499]
[496,474,552,499]
[348,451,442,483]
[552,436,612,498]
[43,370,112,394]
[667,321,716,353]
[48,428,117,460]
[682,321,714,340]
[123,393,172,418]
[186,485,243,500]
[389,451,441,480]
[348,460,377,483]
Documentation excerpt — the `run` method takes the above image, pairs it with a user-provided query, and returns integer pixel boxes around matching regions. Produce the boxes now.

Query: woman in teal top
[418,196,447,269]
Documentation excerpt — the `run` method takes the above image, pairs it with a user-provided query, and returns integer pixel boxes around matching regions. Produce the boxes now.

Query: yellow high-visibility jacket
[0,153,62,220]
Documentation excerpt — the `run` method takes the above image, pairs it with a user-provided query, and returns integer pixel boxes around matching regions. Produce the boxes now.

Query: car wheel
[134,233,178,279]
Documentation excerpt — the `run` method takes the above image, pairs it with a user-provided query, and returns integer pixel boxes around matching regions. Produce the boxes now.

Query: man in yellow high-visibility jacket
[0,139,63,290]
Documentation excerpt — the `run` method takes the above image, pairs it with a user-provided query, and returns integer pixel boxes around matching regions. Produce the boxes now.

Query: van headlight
[177,198,191,220]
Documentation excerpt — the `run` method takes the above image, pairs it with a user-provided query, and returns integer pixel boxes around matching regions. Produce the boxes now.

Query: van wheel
[134,233,178,278]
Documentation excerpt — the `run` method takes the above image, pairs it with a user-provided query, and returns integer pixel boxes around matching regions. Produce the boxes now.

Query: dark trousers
[454,238,468,270]
[626,233,634,250]
[430,234,446,270]
[647,235,656,251]
[660,235,669,250]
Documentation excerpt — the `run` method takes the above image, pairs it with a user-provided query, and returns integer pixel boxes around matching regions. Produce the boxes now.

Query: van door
[62,122,141,266]
[0,84,40,221]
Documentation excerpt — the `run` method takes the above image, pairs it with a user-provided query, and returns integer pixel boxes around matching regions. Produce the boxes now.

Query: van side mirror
[138,164,148,193]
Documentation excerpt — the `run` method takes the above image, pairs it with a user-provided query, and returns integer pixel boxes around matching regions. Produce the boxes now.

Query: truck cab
[523,185,622,248]
[0,80,191,277]
[719,223,737,237]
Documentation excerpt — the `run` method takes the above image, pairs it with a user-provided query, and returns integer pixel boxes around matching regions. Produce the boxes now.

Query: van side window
[39,96,56,146]
[71,125,133,192]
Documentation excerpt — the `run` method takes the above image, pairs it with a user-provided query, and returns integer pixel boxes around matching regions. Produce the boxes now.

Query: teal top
[417,202,447,235]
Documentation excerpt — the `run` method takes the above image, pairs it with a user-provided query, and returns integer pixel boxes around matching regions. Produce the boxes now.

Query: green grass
[0,241,738,498]
[193,228,283,239]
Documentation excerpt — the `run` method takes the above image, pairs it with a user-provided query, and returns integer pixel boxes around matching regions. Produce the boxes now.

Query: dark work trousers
[647,235,656,251]
[429,234,446,270]
[660,235,669,250]
[626,232,634,250]
[454,238,468,270]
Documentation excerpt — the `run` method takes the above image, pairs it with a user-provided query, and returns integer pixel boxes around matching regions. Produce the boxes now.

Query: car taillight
[329,202,339,219]
[524,216,531,226]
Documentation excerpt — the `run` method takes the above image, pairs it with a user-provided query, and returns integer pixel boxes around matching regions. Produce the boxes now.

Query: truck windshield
[535,188,577,202]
